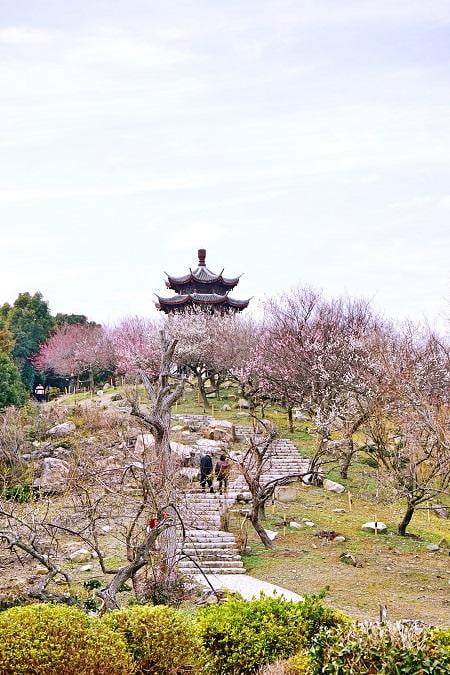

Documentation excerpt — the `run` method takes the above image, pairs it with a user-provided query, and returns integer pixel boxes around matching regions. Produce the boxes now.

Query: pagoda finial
[198,248,206,266]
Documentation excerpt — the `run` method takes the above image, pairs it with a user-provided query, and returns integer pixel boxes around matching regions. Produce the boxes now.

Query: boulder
[222,404,231,411]
[80,564,93,572]
[33,458,70,494]
[170,442,196,459]
[339,551,358,566]
[69,548,92,563]
[196,438,226,449]
[134,434,155,453]
[264,529,278,541]
[323,479,345,494]
[46,422,76,438]
[290,521,302,529]
[333,508,346,513]
[303,520,315,527]
[237,398,250,409]
[275,486,299,503]
[293,409,308,421]
[361,521,387,533]
[426,543,440,552]
[207,419,236,441]
[334,536,346,543]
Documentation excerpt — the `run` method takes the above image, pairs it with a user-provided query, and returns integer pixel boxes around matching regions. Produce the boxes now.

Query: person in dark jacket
[215,454,231,495]
[200,453,214,493]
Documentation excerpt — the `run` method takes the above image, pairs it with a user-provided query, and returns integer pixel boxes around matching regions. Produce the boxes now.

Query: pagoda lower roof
[156,293,250,310]
[166,265,241,289]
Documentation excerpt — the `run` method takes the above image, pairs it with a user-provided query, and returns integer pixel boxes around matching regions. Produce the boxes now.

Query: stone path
[195,573,304,602]
[174,415,309,584]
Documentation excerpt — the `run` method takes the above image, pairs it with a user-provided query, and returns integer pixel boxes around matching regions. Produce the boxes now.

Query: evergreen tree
[0,352,27,409]
[7,292,54,390]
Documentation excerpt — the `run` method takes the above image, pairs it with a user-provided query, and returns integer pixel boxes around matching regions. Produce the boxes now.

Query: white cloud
[0,27,53,45]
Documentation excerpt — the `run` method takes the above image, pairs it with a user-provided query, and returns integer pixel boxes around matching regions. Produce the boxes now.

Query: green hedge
[197,594,349,675]
[103,604,201,674]
[0,603,133,674]
[309,623,450,674]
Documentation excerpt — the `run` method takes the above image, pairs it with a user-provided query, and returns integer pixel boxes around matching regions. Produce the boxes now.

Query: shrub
[259,651,312,674]
[0,353,27,409]
[310,622,450,674]
[0,603,133,674]
[197,594,348,675]
[103,604,201,674]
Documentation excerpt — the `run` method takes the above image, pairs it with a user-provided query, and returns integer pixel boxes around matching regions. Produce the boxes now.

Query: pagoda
[155,249,250,314]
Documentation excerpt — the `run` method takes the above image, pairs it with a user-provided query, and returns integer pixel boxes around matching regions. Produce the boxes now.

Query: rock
[293,409,308,421]
[100,525,112,533]
[196,438,225,449]
[178,467,198,481]
[204,428,234,442]
[426,544,440,552]
[333,508,346,513]
[36,566,48,575]
[290,521,302,529]
[80,564,93,572]
[303,520,315,527]
[323,479,346,494]
[432,505,449,519]
[334,536,347,543]
[46,422,76,437]
[361,521,387,533]
[33,457,70,493]
[207,419,236,441]
[236,412,249,417]
[237,398,250,409]
[96,390,103,396]
[264,529,278,541]
[170,442,195,459]
[340,551,358,566]
[222,404,231,411]
[206,392,217,399]
[69,548,92,563]
[181,431,191,437]
[134,434,155,453]
[438,538,449,549]
[171,425,184,432]
[110,393,123,401]
[275,486,299,503]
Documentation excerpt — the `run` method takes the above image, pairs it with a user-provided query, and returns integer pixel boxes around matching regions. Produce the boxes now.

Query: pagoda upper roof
[155,292,250,312]
[165,249,242,290]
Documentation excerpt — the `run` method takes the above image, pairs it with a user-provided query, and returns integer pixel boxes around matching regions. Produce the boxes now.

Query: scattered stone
[33,457,70,494]
[69,548,92,563]
[80,564,92,572]
[171,425,184,432]
[275,486,298,503]
[361,521,387,533]
[101,525,112,533]
[303,520,315,527]
[134,434,155,453]
[46,422,76,437]
[426,544,440,552]
[340,551,361,567]
[323,478,346,494]
[293,409,308,421]
[36,566,48,575]
[196,438,225,449]
[333,508,346,513]
[96,390,103,396]
[222,404,231,411]
[236,412,249,417]
[290,521,302,529]
[237,398,250,409]
[110,393,123,401]
[170,442,196,459]
[334,536,347,543]
[264,529,278,541]
[438,538,449,549]
[316,530,345,542]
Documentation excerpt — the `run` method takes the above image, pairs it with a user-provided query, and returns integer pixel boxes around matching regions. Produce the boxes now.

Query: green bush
[310,622,450,674]
[0,603,133,674]
[197,594,348,675]
[103,604,201,674]
[0,352,27,409]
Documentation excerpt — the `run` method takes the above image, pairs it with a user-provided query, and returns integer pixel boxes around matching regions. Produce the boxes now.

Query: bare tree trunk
[251,503,273,549]
[287,406,294,433]
[196,372,210,409]
[398,501,415,536]
[340,437,354,479]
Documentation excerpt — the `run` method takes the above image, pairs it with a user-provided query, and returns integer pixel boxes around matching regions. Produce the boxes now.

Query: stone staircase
[176,491,245,575]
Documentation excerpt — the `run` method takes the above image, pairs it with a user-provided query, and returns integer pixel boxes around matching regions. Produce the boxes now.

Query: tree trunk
[398,502,415,536]
[88,367,94,392]
[340,438,354,479]
[287,406,294,433]
[196,373,210,410]
[257,501,266,522]
[251,510,273,549]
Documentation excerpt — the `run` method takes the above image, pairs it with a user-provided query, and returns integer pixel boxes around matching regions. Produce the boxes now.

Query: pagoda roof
[155,293,250,312]
[165,249,242,290]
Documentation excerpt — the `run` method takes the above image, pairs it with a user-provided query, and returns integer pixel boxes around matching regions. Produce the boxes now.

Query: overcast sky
[1,1,449,328]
